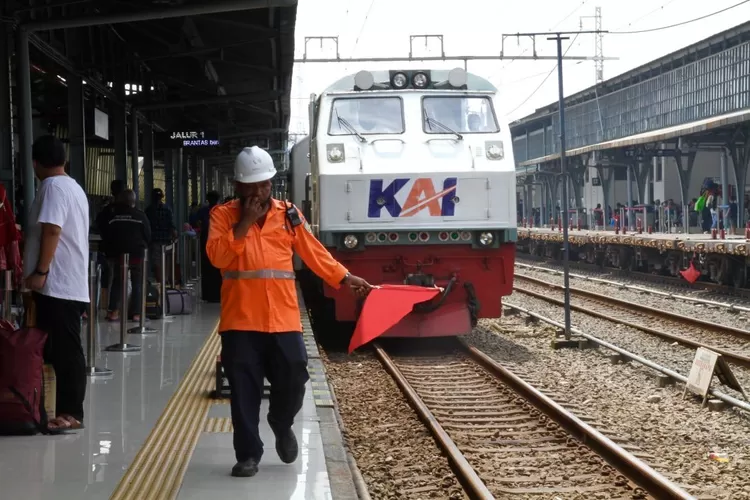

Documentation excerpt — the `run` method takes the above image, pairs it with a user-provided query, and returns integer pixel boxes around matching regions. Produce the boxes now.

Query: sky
[287,0,750,136]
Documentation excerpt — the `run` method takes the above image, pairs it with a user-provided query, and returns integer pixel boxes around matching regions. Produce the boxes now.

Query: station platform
[0,290,356,500]
[518,227,749,256]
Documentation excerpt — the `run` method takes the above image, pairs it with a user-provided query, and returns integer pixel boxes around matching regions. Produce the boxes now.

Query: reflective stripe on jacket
[206,198,348,333]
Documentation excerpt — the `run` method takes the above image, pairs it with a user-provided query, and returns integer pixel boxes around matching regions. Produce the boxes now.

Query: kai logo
[368,178,457,218]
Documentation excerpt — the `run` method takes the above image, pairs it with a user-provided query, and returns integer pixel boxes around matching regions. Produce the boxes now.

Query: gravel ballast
[468,311,750,498]
[322,350,463,499]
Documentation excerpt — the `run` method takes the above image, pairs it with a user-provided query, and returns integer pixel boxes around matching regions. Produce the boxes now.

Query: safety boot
[231,459,259,477]
[274,427,298,464]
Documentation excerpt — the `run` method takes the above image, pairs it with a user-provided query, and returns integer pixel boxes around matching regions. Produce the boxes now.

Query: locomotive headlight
[391,72,408,88]
[478,232,494,246]
[486,141,504,160]
[343,234,358,249]
[412,72,429,88]
[327,144,345,163]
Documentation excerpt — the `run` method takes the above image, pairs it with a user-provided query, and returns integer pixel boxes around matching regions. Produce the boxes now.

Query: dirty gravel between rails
[469,309,750,499]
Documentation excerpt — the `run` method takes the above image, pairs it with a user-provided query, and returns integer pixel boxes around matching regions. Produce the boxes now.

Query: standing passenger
[206,146,372,478]
[24,135,90,431]
[145,188,177,284]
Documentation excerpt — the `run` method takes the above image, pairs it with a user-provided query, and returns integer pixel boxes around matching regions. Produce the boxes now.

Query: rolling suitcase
[166,288,192,315]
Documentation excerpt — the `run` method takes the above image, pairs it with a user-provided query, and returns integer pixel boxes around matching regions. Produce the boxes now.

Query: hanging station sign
[154,129,220,148]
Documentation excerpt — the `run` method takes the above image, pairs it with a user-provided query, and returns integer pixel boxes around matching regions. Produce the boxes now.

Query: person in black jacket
[103,189,151,322]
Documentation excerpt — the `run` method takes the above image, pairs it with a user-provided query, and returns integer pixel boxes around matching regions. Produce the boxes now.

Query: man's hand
[233,197,266,239]
[344,274,373,298]
[25,273,47,291]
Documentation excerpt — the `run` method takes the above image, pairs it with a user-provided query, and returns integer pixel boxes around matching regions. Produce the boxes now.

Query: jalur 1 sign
[154,130,220,149]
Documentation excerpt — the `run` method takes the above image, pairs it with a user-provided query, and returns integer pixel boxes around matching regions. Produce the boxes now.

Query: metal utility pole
[581,6,605,83]
[510,29,605,340]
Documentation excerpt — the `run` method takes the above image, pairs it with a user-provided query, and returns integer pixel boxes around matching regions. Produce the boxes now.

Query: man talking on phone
[206,145,371,478]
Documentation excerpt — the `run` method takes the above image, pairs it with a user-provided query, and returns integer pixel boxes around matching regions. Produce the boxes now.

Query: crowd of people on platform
[7,134,224,433]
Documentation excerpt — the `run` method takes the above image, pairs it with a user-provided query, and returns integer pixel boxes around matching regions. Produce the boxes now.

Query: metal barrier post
[195,236,201,280]
[105,254,140,353]
[128,248,158,335]
[162,244,174,319]
[171,239,176,287]
[87,261,113,376]
[3,270,12,322]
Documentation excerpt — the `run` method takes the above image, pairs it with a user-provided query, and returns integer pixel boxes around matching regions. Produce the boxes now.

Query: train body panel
[291,68,517,340]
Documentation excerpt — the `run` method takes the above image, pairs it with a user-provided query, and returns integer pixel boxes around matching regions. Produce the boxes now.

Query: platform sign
[154,129,220,149]
[591,176,601,186]
[683,347,746,406]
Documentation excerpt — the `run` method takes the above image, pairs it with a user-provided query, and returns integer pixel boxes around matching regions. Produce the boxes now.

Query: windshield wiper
[423,108,463,141]
[335,110,367,143]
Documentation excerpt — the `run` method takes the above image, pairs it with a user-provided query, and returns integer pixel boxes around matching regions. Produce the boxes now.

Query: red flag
[348,284,441,353]
[680,262,700,284]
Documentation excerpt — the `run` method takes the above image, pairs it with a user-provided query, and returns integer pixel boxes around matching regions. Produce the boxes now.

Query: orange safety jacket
[206,198,348,333]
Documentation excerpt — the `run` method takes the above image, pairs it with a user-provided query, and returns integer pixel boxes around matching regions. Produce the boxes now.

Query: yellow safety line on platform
[204,417,234,433]
[110,322,220,500]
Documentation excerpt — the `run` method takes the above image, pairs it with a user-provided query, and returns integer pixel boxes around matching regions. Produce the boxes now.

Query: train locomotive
[290,68,517,338]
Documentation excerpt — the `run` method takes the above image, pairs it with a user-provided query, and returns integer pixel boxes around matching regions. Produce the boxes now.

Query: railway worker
[206,146,372,478]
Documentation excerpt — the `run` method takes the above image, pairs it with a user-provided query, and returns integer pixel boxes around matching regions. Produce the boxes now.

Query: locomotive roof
[321,69,497,94]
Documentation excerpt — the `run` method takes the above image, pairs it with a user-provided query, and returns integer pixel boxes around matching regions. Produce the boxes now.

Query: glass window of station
[328,97,405,135]
[422,96,499,134]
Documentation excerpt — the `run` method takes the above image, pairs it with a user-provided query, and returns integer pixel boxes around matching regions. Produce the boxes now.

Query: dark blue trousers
[220,331,309,463]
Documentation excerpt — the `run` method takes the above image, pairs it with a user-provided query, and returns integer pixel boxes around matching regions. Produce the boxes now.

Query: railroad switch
[550,337,587,350]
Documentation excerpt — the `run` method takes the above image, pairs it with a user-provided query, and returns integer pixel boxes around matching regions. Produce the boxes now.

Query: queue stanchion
[161,243,175,320]
[105,254,140,353]
[195,236,201,281]
[3,270,12,322]
[87,261,113,376]
[128,248,157,335]
[171,240,177,288]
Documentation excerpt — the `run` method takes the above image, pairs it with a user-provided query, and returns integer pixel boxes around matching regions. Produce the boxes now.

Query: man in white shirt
[23,135,90,432]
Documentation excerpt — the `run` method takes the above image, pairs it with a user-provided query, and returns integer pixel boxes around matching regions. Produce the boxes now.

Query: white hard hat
[234,146,277,184]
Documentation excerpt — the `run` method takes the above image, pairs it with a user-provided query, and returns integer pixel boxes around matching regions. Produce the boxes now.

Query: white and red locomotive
[290,68,516,338]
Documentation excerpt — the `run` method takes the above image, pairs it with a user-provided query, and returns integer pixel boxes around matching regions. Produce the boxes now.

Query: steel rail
[372,343,495,500]
[463,343,694,500]
[503,301,750,414]
[514,279,750,369]
[515,274,750,339]
[516,262,750,313]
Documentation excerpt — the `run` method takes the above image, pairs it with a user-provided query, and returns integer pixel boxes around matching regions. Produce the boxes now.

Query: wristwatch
[34,268,49,277]
[340,272,351,284]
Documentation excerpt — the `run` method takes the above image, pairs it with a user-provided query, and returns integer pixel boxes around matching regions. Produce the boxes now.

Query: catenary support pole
[552,34,572,340]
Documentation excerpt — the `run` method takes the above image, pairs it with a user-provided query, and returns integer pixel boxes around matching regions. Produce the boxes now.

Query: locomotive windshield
[423,96,499,134]
[328,97,404,135]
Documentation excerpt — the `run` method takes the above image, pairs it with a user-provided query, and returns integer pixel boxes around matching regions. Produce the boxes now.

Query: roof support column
[112,91,127,182]
[0,23,14,205]
[130,111,139,199]
[728,130,750,230]
[199,158,206,204]
[595,165,613,229]
[634,161,650,206]
[626,164,633,231]
[190,154,198,206]
[67,73,86,187]
[143,125,154,200]
[17,28,34,226]
[165,150,174,209]
[672,150,696,235]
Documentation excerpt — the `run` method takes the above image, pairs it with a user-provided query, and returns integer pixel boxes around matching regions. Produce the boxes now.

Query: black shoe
[274,427,299,464]
[231,459,259,477]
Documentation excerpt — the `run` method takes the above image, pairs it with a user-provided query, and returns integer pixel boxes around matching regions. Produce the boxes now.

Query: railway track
[514,274,750,370]
[373,341,692,499]
[516,254,750,301]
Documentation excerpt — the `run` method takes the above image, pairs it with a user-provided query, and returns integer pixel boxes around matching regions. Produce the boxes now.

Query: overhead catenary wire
[507,33,580,116]
[610,0,750,34]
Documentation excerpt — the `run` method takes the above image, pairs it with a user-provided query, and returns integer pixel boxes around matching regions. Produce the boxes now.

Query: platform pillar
[626,164,634,231]
[17,28,34,226]
[130,109,139,199]
[143,124,154,198]
[67,73,86,187]
[164,149,174,208]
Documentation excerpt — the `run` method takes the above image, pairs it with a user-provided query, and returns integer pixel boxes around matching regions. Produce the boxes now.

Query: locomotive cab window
[328,97,404,135]
[422,96,499,134]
